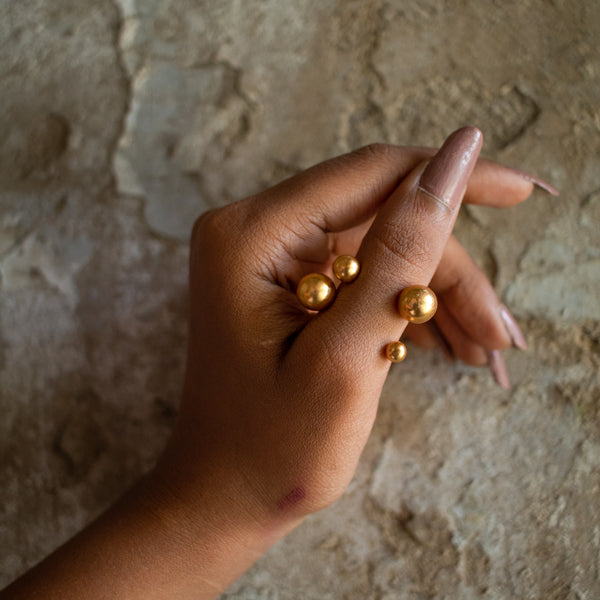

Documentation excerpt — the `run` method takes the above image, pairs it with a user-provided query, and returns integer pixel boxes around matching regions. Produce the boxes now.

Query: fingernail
[487,350,511,390]
[509,168,559,196]
[499,304,527,350]
[418,126,483,210]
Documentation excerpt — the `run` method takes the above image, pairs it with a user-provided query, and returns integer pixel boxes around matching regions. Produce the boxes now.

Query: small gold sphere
[386,341,407,362]
[296,273,336,311]
[397,285,438,324]
[333,255,361,283]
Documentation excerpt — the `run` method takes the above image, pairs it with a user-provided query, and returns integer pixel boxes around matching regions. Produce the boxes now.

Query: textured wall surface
[1,1,599,598]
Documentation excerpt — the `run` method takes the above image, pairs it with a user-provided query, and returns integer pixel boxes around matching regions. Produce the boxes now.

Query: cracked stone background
[1,1,599,598]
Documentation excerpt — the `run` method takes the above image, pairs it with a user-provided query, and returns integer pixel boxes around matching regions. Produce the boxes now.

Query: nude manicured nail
[487,350,511,390]
[418,126,483,210]
[499,304,527,350]
[509,168,559,196]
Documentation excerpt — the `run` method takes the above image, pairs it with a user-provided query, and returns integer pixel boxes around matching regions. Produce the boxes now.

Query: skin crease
[2,128,546,600]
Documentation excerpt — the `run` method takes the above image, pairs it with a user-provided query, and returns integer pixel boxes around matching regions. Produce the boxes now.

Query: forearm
[2,466,297,600]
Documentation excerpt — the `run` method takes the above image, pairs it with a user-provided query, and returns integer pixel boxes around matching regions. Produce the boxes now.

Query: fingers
[198,130,546,379]
[292,127,483,376]
[404,323,437,350]
[247,145,432,236]
[404,235,528,390]
[431,236,527,366]
[432,236,512,354]
[432,302,488,365]
[242,152,551,308]
[463,159,535,207]
[242,145,546,266]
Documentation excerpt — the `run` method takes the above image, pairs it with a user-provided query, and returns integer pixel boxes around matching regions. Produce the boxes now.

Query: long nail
[509,168,559,196]
[419,126,483,210]
[499,304,527,350]
[487,350,511,390]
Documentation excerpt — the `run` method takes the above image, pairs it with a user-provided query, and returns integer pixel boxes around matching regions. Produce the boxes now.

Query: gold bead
[397,285,438,324]
[386,341,407,362]
[296,273,336,311]
[333,255,361,283]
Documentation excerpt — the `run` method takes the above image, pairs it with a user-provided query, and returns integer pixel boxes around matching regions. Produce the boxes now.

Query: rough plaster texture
[1,1,599,598]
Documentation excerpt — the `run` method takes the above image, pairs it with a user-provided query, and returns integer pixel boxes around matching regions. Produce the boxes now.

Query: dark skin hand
[2,127,555,599]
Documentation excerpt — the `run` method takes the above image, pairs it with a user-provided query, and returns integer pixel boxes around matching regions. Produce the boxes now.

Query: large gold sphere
[296,273,336,311]
[333,255,361,283]
[386,341,407,362]
[397,285,437,324]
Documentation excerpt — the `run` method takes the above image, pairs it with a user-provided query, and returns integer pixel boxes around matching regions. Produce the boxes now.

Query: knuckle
[352,142,395,163]
[371,222,433,279]
[190,206,240,275]
[482,319,511,350]
[445,273,511,350]
[455,344,488,367]
[191,208,222,245]
[445,272,479,311]
[321,143,398,190]
[470,309,512,351]
[191,204,241,251]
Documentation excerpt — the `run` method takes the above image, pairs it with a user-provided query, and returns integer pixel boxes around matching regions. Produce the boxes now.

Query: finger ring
[386,341,407,362]
[296,273,336,310]
[333,255,360,283]
[397,285,437,324]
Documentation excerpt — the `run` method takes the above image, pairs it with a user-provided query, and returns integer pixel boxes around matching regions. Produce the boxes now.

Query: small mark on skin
[277,487,306,511]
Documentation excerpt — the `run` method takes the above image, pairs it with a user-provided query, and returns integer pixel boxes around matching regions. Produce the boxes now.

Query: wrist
[148,439,304,566]
[2,459,296,600]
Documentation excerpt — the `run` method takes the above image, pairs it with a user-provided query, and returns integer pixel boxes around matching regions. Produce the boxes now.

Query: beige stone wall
[1,1,599,597]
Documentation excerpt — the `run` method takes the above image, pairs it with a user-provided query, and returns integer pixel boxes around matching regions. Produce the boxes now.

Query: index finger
[246,145,540,244]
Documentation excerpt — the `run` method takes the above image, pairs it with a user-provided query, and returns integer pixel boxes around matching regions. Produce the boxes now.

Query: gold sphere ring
[296,273,336,311]
[386,341,407,362]
[397,285,438,324]
[333,255,361,283]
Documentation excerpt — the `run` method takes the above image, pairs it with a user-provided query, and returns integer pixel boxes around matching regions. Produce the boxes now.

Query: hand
[5,127,552,600]
[155,127,537,528]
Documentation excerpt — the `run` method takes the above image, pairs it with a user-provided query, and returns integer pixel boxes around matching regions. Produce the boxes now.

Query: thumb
[293,126,483,379]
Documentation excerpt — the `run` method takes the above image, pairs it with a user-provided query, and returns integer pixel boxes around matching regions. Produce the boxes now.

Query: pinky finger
[404,322,439,351]
[405,321,454,362]
[433,302,488,366]
[433,304,511,389]
[408,305,511,389]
